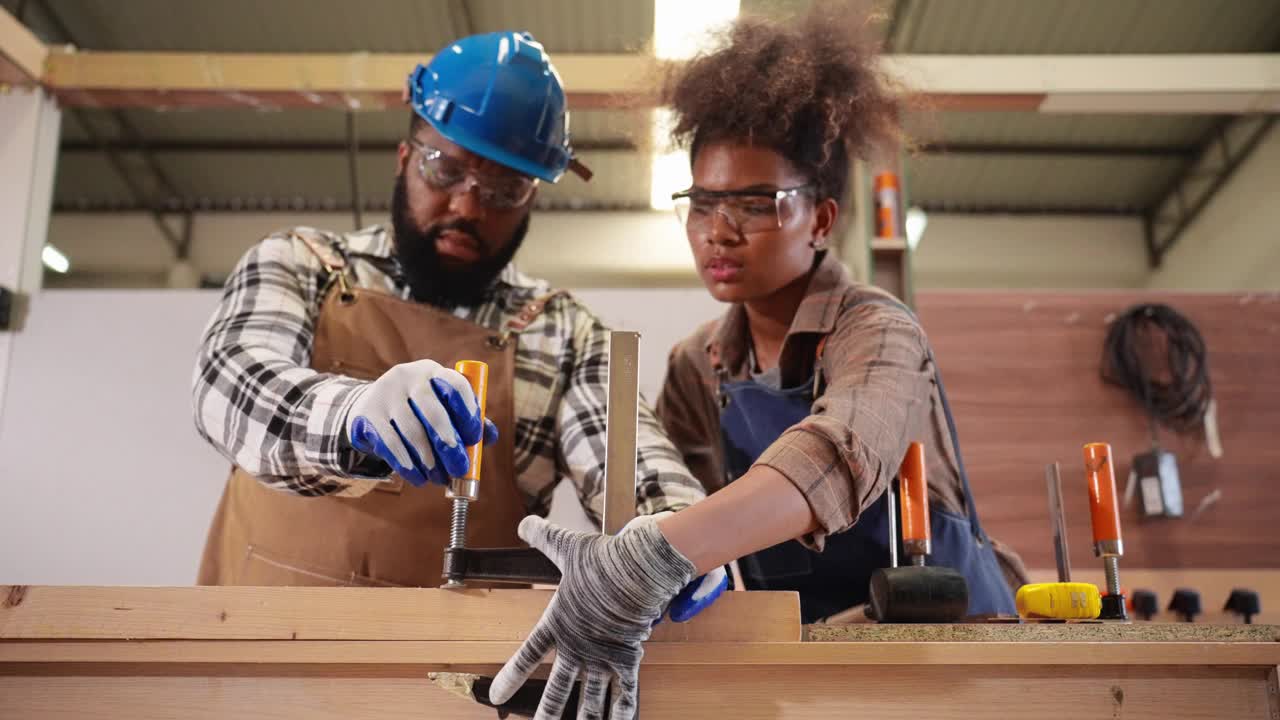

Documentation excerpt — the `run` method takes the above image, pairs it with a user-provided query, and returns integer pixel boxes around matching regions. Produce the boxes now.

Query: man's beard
[390,173,530,309]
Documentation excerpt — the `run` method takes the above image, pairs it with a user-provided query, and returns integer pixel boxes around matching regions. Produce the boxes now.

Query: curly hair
[661,1,904,203]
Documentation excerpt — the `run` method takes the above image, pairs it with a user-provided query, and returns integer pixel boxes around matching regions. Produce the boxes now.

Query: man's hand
[620,512,729,623]
[489,516,695,719]
[345,359,498,487]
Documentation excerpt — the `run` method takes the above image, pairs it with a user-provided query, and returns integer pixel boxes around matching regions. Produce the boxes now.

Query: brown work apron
[198,272,558,587]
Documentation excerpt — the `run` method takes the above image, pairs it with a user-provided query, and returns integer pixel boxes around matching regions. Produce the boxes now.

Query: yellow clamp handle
[454,360,488,482]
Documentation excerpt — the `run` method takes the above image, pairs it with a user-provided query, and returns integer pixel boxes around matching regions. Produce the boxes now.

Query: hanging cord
[1100,303,1213,446]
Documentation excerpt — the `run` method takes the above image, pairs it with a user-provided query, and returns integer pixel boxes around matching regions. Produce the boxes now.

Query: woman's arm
[658,464,816,574]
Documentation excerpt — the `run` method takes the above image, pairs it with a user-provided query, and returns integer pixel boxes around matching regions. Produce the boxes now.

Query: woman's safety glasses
[671,185,814,234]
[409,140,538,210]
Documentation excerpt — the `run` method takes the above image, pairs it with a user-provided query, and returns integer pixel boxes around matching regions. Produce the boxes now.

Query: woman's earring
[809,238,827,250]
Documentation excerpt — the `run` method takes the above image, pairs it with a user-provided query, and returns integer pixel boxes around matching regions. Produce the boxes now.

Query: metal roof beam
[918,203,1139,217]
[58,139,639,153]
[1143,115,1276,268]
[915,142,1195,158]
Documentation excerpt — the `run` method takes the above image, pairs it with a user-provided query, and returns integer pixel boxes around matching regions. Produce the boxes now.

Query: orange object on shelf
[873,171,902,239]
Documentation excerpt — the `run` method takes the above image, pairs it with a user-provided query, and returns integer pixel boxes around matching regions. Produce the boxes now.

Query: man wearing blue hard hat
[191,31,725,645]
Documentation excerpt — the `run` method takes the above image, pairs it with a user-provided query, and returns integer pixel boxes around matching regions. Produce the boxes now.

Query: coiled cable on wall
[1100,303,1213,442]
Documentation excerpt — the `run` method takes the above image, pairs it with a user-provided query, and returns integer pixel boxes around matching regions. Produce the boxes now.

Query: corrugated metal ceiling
[22,0,652,53]
[890,0,1280,54]
[16,0,1279,216]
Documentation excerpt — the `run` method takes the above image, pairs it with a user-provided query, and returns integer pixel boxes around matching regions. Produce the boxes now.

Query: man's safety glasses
[409,140,538,210]
[671,185,814,234]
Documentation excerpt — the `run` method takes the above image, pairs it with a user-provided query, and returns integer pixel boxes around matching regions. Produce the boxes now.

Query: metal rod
[345,111,363,230]
[1046,462,1072,583]
[442,498,470,589]
[448,498,469,550]
[601,331,640,535]
[886,481,899,569]
[1103,556,1121,597]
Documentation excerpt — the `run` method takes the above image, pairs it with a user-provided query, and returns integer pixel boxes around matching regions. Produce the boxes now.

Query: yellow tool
[1017,582,1103,619]
[1015,462,1102,620]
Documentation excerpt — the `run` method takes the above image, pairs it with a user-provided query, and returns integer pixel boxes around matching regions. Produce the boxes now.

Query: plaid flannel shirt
[192,224,705,521]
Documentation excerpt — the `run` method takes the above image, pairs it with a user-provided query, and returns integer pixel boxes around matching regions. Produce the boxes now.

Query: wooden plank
[1268,665,1280,720]
[1,676,496,720]
[639,665,1272,720]
[0,6,47,85]
[917,291,1280,569]
[805,622,1280,644]
[602,330,640,535]
[3,640,1278,669]
[1026,568,1280,625]
[41,49,651,111]
[0,586,800,642]
[36,51,1280,113]
[1,666,1272,720]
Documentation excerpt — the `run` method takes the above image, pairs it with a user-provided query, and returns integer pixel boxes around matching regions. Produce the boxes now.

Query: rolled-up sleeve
[753,303,932,550]
[655,340,723,494]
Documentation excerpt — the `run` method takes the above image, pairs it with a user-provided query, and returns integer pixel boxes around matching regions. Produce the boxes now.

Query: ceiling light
[650,0,739,210]
[905,207,928,251]
[42,244,69,274]
[653,0,739,60]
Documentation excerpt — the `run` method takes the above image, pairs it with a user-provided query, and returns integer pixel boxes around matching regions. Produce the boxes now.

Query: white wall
[914,214,1149,289]
[0,90,60,434]
[0,288,724,585]
[1148,124,1280,291]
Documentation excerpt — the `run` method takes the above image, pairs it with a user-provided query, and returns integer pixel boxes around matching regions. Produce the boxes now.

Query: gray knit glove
[489,515,696,719]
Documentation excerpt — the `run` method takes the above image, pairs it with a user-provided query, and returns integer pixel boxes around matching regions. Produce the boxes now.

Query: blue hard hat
[408,31,586,184]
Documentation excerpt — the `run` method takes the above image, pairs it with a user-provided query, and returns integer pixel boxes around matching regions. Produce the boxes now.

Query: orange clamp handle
[899,441,930,544]
[1083,442,1121,544]
[454,360,489,482]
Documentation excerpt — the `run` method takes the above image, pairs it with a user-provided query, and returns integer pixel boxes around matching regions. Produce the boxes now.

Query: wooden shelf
[870,237,909,252]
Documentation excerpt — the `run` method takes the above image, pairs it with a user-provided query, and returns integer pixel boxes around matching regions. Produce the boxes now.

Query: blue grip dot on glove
[667,566,730,623]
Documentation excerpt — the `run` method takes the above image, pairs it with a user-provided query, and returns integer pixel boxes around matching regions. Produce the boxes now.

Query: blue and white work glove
[621,512,728,623]
[344,359,498,487]
[490,515,696,720]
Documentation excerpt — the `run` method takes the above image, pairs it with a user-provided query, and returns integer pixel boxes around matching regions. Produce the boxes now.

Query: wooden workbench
[2,585,1278,719]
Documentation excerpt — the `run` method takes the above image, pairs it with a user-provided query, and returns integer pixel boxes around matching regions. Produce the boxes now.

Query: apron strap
[839,296,990,543]
[489,289,568,349]
[290,228,354,301]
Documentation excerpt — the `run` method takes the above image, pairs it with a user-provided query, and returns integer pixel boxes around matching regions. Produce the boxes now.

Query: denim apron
[717,301,1016,623]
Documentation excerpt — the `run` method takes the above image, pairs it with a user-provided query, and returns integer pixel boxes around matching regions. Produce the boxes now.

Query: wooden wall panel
[916,291,1280,569]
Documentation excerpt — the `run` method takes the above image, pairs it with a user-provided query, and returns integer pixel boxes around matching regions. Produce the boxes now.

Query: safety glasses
[409,140,538,210]
[671,185,814,234]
